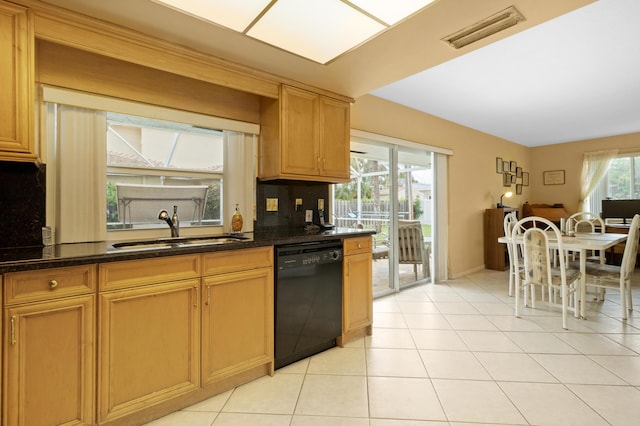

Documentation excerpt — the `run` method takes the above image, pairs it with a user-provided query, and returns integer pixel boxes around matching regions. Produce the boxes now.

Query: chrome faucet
[158,206,179,237]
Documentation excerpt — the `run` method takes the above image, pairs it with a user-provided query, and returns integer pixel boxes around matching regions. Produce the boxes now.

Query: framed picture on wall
[510,161,517,172]
[543,170,565,185]
[503,161,509,173]
[522,172,529,186]
[503,173,512,187]
[516,167,522,178]
[516,183,522,195]
[496,157,504,173]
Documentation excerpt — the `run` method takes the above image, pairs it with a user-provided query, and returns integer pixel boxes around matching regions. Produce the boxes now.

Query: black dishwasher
[275,240,343,369]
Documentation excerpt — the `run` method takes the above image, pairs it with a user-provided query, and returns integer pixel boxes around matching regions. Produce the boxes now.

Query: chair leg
[620,279,628,321]
[508,267,514,297]
[628,278,633,312]
[562,284,568,330]
[515,277,521,318]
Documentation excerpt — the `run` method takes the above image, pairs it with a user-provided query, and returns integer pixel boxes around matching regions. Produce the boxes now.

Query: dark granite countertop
[0,227,375,273]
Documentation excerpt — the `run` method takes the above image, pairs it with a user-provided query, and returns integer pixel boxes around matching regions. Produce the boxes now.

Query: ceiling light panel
[247,0,385,64]
[348,0,436,25]
[153,0,271,32]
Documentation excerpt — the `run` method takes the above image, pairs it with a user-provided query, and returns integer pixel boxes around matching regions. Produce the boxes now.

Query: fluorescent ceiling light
[152,0,272,32]
[153,0,436,64]
[349,0,435,25]
[248,0,384,64]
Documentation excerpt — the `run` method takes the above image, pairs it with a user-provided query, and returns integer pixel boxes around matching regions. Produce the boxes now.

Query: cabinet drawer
[4,264,96,305]
[343,236,372,256]
[99,254,200,292]
[202,246,273,276]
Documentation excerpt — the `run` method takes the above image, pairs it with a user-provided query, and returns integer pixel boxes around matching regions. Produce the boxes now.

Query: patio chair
[372,232,389,260]
[398,220,429,280]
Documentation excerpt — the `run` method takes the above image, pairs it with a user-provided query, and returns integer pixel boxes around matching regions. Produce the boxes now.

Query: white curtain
[432,152,448,282]
[223,131,257,233]
[579,149,618,212]
[55,105,107,243]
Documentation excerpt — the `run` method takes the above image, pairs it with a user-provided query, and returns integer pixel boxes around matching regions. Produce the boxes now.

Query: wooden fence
[333,199,410,231]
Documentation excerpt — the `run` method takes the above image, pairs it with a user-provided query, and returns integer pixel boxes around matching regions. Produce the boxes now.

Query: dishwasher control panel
[276,241,343,270]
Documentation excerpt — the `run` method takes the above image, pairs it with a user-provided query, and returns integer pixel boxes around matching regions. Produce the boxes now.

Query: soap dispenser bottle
[231,204,243,233]
[172,205,179,236]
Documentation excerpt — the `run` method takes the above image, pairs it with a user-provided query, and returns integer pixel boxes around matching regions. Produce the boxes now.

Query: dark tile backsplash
[0,170,326,247]
[0,161,46,248]
[255,179,329,232]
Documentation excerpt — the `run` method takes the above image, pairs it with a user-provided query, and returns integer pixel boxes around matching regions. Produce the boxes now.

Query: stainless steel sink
[110,234,249,252]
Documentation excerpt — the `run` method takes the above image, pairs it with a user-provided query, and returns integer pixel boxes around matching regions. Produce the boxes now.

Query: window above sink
[42,87,258,244]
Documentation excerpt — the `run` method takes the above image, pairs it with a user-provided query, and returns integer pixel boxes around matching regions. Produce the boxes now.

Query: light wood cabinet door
[202,267,274,385]
[0,1,35,162]
[259,84,350,182]
[3,294,95,426]
[98,279,200,423]
[319,96,350,181]
[342,251,373,343]
[281,85,319,176]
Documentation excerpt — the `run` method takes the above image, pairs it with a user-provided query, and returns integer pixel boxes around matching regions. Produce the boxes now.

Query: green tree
[106,181,119,222]
[413,197,423,219]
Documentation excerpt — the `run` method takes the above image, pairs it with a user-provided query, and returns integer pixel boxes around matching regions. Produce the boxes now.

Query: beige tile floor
[147,269,640,426]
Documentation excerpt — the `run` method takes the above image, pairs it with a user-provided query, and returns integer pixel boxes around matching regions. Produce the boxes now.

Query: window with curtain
[587,153,640,215]
[44,88,258,243]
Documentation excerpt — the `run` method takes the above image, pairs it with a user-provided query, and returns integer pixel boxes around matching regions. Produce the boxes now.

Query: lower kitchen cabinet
[340,236,373,345]
[202,267,274,384]
[4,295,95,426]
[97,278,200,424]
[201,247,274,385]
[3,263,96,426]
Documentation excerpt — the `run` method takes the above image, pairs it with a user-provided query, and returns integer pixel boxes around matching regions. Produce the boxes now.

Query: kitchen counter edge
[0,228,375,273]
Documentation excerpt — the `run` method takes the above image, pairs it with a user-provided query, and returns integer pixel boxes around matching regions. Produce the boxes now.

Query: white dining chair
[578,213,640,320]
[511,216,581,329]
[503,211,520,297]
[567,211,606,262]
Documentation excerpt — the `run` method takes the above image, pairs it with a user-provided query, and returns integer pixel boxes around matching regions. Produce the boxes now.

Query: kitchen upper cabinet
[3,265,96,426]
[201,247,274,385]
[0,1,36,162]
[259,84,350,183]
[340,236,373,345]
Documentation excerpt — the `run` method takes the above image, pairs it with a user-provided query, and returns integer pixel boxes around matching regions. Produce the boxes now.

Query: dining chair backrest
[503,211,518,237]
[620,214,640,280]
[503,211,520,297]
[511,216,568,285]
[567,211,605,234]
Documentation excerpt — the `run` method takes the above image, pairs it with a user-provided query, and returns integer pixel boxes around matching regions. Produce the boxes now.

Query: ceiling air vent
[442,6,525,49]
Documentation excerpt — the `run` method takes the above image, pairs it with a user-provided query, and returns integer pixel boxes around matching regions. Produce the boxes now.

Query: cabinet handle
[194,286,198,308]
[347,260,351,276]
[206,286,211,306]
[11,316,16,345]
[357,243,362,249]
[49,279,58,289]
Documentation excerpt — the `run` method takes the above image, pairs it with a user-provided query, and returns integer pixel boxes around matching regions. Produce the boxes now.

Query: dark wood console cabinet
[484,207,518,271]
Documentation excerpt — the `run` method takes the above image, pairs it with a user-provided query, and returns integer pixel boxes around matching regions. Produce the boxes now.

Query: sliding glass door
[333,139,434,297]
[397,146,433,290]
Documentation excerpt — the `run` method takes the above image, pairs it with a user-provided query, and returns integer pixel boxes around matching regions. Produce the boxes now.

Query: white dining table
[498,232,627,318]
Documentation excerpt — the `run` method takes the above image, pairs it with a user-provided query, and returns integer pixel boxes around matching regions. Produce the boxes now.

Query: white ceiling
[372,0,640,147]
[40,0,640,147]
